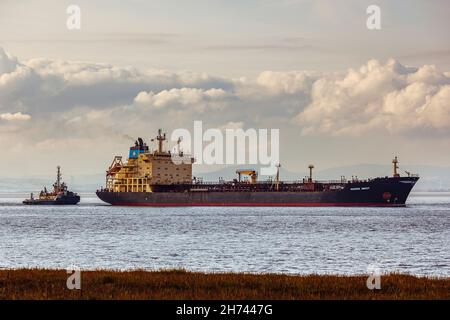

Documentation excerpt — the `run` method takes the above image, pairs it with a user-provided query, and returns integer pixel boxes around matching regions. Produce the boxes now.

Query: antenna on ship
[392,156,400,177]
[156,129,167,153]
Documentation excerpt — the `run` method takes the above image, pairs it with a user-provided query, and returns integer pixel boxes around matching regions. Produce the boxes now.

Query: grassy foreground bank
[0,269,448,300]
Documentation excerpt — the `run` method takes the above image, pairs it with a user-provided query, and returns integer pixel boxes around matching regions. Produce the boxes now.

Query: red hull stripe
[108,202,406,207]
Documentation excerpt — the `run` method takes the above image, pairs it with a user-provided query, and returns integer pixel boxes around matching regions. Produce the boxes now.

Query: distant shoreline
[0,269,448,300]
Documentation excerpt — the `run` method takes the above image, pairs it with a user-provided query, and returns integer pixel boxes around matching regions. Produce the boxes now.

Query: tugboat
[23,166,80,205]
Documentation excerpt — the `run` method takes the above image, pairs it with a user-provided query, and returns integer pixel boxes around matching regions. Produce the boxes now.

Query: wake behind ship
[96,130,419,207]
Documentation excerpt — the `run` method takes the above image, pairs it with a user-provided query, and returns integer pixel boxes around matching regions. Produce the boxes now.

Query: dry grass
[0,269,448,300]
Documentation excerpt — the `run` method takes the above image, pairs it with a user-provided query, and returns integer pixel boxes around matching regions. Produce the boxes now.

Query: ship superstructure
[104,130,194,193]
[97,130,419,207]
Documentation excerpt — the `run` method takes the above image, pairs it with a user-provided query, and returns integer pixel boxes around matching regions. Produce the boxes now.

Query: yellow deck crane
[236,169,258,184]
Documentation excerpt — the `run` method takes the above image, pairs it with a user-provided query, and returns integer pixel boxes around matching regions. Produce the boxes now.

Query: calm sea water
[0,193,448,276]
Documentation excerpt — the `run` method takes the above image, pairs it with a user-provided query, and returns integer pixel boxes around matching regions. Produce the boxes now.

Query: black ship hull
[23,195,80,205]
[96,177,419,207]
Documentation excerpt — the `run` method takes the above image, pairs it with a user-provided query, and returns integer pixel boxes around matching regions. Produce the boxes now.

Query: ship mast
[275,164,281,191]
[392,156,400,177]
[56,166,61,189]
[308,164,314,183]
[156,129,166,153]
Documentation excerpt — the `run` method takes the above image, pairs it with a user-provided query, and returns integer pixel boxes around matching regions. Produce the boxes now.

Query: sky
[0,0,449,177]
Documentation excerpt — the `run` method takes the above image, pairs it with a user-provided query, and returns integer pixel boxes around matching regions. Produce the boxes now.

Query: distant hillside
[1,164,449,193]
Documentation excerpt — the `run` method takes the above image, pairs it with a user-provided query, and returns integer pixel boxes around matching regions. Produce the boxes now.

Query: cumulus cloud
[0,47,234,117]
[0,112,31,121]
[0,46,449,175]
[256,70,319,95]
[218,121,244,130]
[0,46,450,176]
[134,88,230,111]
[295,59,450,135]
[0,47,18,74]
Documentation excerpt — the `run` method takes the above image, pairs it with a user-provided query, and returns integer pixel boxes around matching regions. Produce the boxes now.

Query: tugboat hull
[23,195,80,205]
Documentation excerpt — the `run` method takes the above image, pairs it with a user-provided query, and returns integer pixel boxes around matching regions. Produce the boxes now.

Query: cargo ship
[96,130,419,207]
[23,166,80,205]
